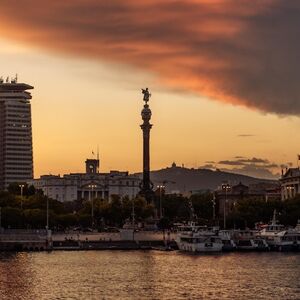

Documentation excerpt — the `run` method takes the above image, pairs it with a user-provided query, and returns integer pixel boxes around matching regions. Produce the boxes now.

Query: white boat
[176,223,223,253]
[253,237,270,251]
[294,219,300,232]
[258,211,300,251]
[293,220,300,251]
[218,230,237,251]
[231,230,261,251]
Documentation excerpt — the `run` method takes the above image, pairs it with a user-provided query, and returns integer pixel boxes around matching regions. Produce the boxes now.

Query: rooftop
[281,168,300,179]
[0,82,33,92]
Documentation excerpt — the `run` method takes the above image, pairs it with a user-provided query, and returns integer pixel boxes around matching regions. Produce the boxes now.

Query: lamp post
[132,198,135,240]
[88,184,97,228]
[157,185,165,219]
[222,184,231,229]
[19,184,25,210]
[132,198,135,227]
[46,196,49,230]
[212,193,216,221]
[44,184,49,231]
[233,201,237,229]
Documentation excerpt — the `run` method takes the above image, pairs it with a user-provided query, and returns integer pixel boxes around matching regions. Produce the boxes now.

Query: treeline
[0,184,154,230]
[0,183,299,230]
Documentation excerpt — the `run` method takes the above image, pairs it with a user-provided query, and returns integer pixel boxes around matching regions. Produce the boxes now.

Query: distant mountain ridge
[134,165,277,193]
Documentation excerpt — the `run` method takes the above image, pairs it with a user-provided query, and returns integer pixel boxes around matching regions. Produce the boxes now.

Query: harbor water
[0,251,299,299]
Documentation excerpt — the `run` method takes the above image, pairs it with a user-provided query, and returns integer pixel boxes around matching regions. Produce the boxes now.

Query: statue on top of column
[142,88,151,104]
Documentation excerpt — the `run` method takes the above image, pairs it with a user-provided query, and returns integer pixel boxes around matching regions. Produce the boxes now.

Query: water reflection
[0,252,37,299]
[0,251,299,300]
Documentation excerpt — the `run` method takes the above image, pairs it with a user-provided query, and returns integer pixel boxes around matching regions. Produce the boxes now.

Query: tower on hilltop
[0,76,34,190]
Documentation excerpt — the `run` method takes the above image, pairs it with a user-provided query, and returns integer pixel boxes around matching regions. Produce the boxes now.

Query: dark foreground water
[0,251,299,300]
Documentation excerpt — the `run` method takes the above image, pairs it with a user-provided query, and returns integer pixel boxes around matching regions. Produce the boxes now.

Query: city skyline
[0,1,300,179]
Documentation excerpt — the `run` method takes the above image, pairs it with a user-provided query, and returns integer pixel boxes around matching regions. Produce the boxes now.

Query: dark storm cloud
[1,0,300,115]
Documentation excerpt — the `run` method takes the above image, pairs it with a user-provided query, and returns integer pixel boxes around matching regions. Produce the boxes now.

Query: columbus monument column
[139,88,154,202]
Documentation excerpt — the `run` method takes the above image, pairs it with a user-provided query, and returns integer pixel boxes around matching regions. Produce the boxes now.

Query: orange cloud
[0,0,299,115]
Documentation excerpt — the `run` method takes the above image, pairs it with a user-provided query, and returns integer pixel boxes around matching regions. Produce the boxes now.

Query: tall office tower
[0,77,34,190]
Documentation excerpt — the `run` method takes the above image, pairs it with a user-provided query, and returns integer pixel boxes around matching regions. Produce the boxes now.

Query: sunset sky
[0,0,300,179]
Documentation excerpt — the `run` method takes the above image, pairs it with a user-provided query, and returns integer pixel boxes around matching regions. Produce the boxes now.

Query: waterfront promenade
[52,230,176,242]
[51,230,177,251]
[1,229,299,252]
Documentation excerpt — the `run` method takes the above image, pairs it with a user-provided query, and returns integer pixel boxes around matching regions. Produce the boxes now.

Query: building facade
[215,181,281,217]
[280,168,300,200]
[0,78,34,190]
[28,159,141,202]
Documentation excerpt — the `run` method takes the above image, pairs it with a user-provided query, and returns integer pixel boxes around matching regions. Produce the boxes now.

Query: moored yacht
[218,230,237,251]
[258,211,300,251]
[294,219,300,232]
[293,220,300,251]
[176,223,223,253]
[231,230,263,251]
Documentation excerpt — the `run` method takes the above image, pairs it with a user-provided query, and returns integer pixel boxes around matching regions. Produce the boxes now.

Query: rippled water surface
[0,251,299,299]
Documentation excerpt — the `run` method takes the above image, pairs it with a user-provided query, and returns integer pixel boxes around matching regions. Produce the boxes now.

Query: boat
[258,211,300,251]
[176,222,223,253]
[232,230,261,251]
[293,220,300,251]
[218,230,237,251]
[294,219,300,232]
[253,237,270,251]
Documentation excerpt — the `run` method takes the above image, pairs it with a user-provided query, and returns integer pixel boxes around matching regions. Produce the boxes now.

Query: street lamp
[44,190,50,246]
[157,185,165,219]
[132,198,135,241]
[233,201,237,229]
[88,184,97,228]
[222,184,231,229]
[19,184,25,210]
[45,185,49,231]
[211,193,216,221]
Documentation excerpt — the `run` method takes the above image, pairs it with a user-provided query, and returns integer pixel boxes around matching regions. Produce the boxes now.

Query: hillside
[134,165,277,193]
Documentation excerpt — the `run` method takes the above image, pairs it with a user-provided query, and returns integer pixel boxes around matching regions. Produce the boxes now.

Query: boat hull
[177,241,223,253]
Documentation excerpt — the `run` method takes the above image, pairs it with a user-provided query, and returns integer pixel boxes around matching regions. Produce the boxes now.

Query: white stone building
[28,159,141,202]
[280,168,300,200]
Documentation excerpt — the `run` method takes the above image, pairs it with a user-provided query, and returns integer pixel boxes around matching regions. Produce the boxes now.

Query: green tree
[190,193,214,221]
[1,207,23,228]
[162,195,190,221]
[56,213,78,228]
[23,209,46,228]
